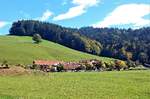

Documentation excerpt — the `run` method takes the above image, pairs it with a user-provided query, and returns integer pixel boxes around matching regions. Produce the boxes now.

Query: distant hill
[0,36,114,65]
[9,20,150,65]
[9,20,102,55]
[78,27,150,65]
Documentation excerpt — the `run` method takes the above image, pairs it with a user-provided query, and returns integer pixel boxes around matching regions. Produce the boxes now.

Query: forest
[9,20,150,65]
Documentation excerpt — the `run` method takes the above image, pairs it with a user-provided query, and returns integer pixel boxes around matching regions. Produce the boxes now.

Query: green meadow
[0,36,114,65]
[0,70,149,99]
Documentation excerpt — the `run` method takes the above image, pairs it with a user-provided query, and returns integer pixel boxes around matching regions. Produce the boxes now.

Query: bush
[1,60,9,67]
[104,62,115,71]
[30,64,38,69]
[32,34,42,44]
[126,60,136,68]
[57,64,64,72]
[85,63,94,70]
[114,60,128,71]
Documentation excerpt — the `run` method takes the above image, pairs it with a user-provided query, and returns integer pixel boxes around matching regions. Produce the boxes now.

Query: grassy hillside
[0,70,150,99]
[0,36,114,65]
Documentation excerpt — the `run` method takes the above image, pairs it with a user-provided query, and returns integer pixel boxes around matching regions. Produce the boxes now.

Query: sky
[0,0,150,35]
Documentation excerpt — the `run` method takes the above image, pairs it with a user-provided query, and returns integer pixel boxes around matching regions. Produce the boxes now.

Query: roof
[63,62,81,70]
[33,60,81,70]
[33,60,62,65]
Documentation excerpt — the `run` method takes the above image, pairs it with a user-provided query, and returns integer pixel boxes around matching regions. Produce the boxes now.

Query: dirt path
[0,66,32,75]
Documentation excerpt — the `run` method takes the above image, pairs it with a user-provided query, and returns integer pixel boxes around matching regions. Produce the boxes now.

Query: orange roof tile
[33,60,62,65]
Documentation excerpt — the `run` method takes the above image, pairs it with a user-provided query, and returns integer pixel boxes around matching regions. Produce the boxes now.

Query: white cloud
[93,4,150,28]
[38,10,53,21]
[0,21,9,28]
[53,0,100,21]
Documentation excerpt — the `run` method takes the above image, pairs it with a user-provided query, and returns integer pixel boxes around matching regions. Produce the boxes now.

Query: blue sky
[0,0,150,35]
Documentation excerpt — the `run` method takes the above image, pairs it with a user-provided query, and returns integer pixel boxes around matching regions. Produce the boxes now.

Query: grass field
[0,36,114,65]
[0,70,149,99]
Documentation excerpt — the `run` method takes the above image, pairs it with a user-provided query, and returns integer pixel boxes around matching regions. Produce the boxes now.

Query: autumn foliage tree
[114,60,127,71]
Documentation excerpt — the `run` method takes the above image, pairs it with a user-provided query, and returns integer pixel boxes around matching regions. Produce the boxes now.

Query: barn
[33,60,62,72]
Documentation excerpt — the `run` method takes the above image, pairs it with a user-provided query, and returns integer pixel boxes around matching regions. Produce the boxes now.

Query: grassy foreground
[0,70,150,99]
[0,36,113,65]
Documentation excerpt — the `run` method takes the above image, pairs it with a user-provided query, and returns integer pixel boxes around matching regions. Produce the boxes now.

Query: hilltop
[0,36,114,65]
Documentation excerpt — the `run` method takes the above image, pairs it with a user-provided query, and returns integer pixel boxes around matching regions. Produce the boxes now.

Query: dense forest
[9,20,150,65]
[78,27,150,65]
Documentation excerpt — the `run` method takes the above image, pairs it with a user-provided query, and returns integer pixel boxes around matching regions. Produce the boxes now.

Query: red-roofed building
[63,62,82,71]
[33,60,63,72]
[33,60,61,66]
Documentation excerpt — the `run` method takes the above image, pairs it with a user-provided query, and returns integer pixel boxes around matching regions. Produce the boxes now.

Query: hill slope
[9,20,150,65]
[0,36,114,65]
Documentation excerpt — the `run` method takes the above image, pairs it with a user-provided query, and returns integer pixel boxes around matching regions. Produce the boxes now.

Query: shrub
[57,64,64,72]
[104,62,115,71]
[126,60,136,68]
[114,60,127,71]
[85,63,94,70]
[32,34,42,44]
[1,60,9,67]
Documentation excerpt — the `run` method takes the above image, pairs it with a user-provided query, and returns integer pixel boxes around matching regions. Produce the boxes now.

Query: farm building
[32,60,83,72]
[63,62,82,71]
[32,59,102,72]
[33,60,63,72]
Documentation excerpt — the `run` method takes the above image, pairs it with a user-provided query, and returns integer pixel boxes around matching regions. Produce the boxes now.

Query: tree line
[9,20,150,65]
[78,27,150,65]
